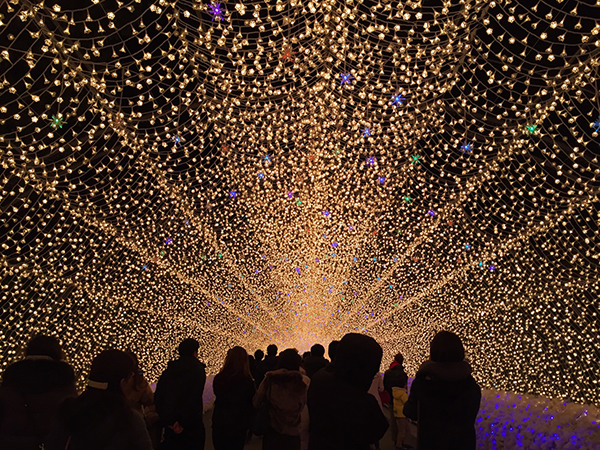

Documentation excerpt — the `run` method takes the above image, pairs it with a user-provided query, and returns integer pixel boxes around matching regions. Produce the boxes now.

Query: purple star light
[366,156,377,166]
[208,2,226,21]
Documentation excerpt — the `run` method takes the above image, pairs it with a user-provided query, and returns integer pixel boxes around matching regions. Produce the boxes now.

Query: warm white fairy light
[0,0,599,405]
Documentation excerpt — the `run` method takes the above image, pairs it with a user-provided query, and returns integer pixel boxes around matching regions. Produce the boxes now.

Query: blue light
[593,115,600,133]
[340,73,354,85]
[461,141,474,154]
[391,94,406,107]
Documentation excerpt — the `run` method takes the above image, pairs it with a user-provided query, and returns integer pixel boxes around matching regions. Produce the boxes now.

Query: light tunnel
[0,0,599,416]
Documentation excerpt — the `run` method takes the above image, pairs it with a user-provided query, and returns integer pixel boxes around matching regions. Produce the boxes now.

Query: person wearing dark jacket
[383,353,408,398]
[327,340,340,363]
[383,353,409,450]
[256,344,278,387]
[253,349,309,450]
[57,349,152,450]
[0,335,77,450]
[403,331,481,450]
[307,333,389,450]
[303,344,329,379]
[251,350,264,388]
[212,346,256,450]
[155,338,207,450]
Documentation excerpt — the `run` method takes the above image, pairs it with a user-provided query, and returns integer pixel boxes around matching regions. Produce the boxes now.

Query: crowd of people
[0,331,481,450]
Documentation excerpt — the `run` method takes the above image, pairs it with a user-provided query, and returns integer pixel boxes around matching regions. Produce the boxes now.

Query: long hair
[59,350,136,450]
[219,346,252,379]
[430,331,465,362]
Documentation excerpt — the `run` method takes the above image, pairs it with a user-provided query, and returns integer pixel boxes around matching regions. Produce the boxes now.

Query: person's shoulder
[54,361,76,383]
[301,373,311,387]
[308,365,335,387]
[0,360,24,385]
[192,359,207,373]
[466,375,481,391]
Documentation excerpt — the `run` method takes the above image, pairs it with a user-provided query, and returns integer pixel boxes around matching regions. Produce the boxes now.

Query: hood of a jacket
[265,368,306,390]
[2,359,75,394]
[416,360,472,382]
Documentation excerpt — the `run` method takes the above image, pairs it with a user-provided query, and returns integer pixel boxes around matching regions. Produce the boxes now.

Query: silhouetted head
[220,346,251,379]
[328,340,340,361]
[334,333,382,392]
[26,335,63,361]
[302,351,311,360]
[277,348,302,371]
[266,344,278,357]
[394,353,404,366]
[310,344,325,358]
[88,350,135,395]
[178,338,200,358]
[430,331,465,363]
[254,349,265,362]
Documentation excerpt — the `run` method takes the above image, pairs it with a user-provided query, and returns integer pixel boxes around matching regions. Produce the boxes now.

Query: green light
[526,124,538,135]
[50,115,65,129]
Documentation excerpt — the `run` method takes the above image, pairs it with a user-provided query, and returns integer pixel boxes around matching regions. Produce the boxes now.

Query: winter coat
[0,357,77,450]
[392,387,408,418]
[154,356,206,428]
[367,373,384,411]
[58,389,152,450]
[403,360,481,450]
[383,365,408,397]
[253,369,308,436]
[307,368,389,450]
[303,355,329,379]
[212,373,256,433]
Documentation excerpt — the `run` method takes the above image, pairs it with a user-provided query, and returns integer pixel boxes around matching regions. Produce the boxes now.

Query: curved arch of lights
[0,0,599,405]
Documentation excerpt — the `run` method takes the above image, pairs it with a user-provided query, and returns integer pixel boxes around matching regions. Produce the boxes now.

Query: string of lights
[0,0,599,405]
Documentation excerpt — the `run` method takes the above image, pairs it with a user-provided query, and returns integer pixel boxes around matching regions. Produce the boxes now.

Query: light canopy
[0,0,599,405]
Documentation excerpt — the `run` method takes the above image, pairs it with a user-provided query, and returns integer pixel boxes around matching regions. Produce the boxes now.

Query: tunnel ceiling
[0,0,599,404]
